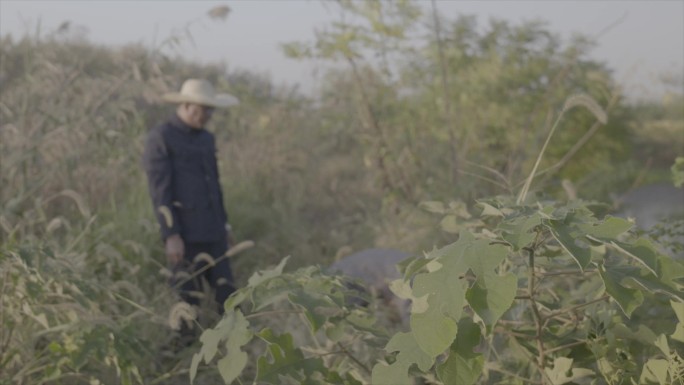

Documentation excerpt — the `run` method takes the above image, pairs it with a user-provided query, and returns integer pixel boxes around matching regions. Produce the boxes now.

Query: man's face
[182,103,215,129]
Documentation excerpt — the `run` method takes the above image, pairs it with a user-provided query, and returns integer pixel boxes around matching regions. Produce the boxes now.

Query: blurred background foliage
[0,1,681,383]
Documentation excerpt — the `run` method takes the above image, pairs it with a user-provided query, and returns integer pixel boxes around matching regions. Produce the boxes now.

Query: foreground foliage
[196,196,684,385]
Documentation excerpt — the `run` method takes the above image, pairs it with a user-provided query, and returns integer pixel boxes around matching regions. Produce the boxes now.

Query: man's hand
[165,234,184,266]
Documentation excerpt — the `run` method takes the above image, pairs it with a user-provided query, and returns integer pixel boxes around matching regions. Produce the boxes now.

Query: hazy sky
[1,0,683,100]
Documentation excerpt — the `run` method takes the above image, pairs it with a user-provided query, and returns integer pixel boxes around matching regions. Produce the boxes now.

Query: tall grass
[1,8,681,382]
[0,34,426,383]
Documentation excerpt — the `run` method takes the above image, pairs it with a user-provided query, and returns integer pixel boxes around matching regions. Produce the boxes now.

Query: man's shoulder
[196,128,216,145]
[149,120,174,134]
[147,120,177,142]
[201,129,216,140]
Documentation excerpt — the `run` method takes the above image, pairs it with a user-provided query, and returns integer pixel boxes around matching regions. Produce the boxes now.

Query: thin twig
[524,242,549,385]
[494,326,536,340]
[497,319,528,326]
[539,269,596,277]
[431,0,459,184]
[544,295,609,322]
[517,110,566,204]
[458,169,511,190]
[534,92,619,183]
[337,342,372,375]
[507,333,555,384]
[464,160,511,187]
[544,339,600,356]
[488,366,543,385]
[245,309,303,320]
[528,257,546,371]
[149,368,190,385]
[544,315,575,327]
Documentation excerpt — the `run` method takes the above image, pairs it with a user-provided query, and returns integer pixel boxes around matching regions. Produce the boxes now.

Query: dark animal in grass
[328,248,411,326]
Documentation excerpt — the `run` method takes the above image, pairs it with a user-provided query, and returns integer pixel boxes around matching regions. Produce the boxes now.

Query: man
[143,79,239,327]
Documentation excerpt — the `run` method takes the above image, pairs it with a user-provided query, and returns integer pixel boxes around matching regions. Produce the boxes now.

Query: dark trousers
[170,239,236,315]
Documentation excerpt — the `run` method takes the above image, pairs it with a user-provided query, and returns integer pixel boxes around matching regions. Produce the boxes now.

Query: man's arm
[143,127,183,265]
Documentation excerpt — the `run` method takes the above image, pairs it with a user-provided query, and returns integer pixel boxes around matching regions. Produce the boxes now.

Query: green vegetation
[200,195,683,384]
[1,1,682,384]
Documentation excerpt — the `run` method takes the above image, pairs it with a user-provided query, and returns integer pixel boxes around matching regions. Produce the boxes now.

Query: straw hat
[162,79,239,108]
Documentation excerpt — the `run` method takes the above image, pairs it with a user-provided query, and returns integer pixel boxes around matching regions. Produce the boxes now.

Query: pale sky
[1,0,683,100]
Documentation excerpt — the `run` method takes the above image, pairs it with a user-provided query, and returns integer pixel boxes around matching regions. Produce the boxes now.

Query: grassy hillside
[1,4,681,382]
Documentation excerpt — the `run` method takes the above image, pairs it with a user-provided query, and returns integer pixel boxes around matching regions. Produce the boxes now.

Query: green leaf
[437,349,484,385]
[251,276,300,311]
[388,278,413,300]
[287,290,335,331]
[465,238,510,277]
[540,204,573,221]
[611,238,661,276]
[436,318,484,385]
[640,358,670,385]
[395,254,416,273]
[256,328,327,384]
[224,288,250,311]
[375,232,520,381]
[466,272,517,334]
[579,215,633,240]
[322,371,362,385]
[371,332,433,385]
[544,357,594,385]
[657,256,684,287]
[440,215,460,233]
[198,326,223,364]
[409,236,475,357]
[598,263,644,317]
[190,310,252,384]
[345,310,384,336]
[546,219,592,270]
[190,353,202,384]
[401,232,510,357]
[619,266,684,303]
[324,319,346,342]
[654,334,670,357]
[400,255,432,279]
[217,352,247,384]
[409,309,458,358]
[477,202,504,217]
[420,201,446,214]
[612,323,658,346]
[248,256,290,287]
[409,233,512,356]
[453,317,482,356]
[500,213,541,251]
[225,310,252,351]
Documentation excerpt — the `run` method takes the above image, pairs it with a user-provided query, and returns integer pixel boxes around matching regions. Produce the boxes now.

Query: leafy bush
[190,256,390,384]
[196,194,684,385]
[191,76,682,385]
[1,236,162,385]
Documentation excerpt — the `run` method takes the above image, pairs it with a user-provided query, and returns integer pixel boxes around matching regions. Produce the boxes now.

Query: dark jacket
[143,115,228,243]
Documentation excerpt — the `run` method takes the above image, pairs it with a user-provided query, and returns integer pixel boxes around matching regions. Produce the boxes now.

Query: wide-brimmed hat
[162,78,239,108]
